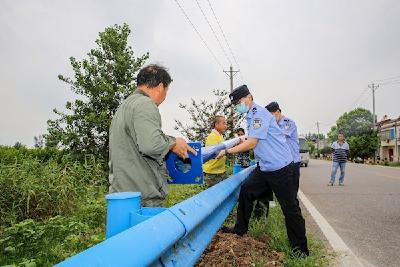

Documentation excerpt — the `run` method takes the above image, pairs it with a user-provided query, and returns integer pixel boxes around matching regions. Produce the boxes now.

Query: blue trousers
[330,161,346,183]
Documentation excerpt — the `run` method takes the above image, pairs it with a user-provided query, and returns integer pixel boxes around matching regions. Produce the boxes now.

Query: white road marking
[298,190,370,267]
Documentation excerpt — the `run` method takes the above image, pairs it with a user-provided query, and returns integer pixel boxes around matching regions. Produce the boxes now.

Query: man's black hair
[137,64,173,88]
[235,128,245,134]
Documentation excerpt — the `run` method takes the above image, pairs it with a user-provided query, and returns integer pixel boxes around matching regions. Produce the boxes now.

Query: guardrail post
[105,192,142,239]
[106,192,168,239]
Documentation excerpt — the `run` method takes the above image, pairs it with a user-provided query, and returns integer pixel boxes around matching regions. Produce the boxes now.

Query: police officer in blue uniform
[266,101,302,193]
[218,85,309,256]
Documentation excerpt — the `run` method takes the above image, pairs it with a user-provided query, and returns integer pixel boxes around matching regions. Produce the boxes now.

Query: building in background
[377,115,400,162]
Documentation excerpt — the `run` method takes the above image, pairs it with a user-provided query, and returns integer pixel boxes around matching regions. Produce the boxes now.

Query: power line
[359,93,372,106]
[300,123,317,134]
[194,0,232,66]
[173,0,224,69]
[373,75,400,82]
[378,79,400,86]
[205,0,245,83]
[348,87,369,111]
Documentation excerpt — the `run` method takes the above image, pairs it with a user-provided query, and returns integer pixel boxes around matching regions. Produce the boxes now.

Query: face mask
[235,102,249,114]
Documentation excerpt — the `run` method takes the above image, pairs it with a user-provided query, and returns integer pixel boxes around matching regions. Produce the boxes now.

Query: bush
[0,148,107,266]
[0,153,106,227]
[0,146,63,165]
[0,213,105,266]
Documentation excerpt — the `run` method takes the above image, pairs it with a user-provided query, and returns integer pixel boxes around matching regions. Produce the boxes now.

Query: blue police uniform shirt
[246,103,293,171]
[278,116,301,163]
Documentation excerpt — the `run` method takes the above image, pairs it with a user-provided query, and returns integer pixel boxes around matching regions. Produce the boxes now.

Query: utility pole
[316,122,320,157]
[223,65,240,92]
[224,66,240,144]
[369,83,379,163]
[369,83,379,131]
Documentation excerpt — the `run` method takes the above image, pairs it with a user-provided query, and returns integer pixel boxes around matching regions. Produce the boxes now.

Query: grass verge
[167,185,334,266]
[249,203,335,266]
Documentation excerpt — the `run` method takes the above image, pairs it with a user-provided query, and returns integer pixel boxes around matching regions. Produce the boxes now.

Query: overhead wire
[359,92,372,107]
[205,0,245,83]
[173,0,224,69]
[194,0,232,67]
[373,75,400,82]
[348,87,369,111]
[378,79,400,86]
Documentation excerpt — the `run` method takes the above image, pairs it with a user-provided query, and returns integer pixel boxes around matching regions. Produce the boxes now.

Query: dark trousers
[293,162,301,193]
[234,164,309,254]
[255,161,301,216]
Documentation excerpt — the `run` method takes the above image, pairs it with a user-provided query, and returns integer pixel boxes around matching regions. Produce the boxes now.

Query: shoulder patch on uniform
[284,121,291,129]
[253,118,262,129]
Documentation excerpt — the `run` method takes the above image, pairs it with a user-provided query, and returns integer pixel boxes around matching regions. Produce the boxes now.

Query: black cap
[229,85,250,105]
[265,101,280,112]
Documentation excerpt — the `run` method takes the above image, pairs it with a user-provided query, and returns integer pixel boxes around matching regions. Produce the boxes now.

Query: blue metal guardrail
[55,165,255,267]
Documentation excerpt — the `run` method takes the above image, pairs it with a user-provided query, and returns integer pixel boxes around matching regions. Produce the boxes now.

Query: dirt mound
[197,231,284,266]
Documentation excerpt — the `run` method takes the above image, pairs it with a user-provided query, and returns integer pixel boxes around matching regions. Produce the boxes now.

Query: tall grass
[0,147,107,266]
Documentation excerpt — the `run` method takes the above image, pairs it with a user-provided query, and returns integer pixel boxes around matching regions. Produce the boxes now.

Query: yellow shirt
[203,130,226,174]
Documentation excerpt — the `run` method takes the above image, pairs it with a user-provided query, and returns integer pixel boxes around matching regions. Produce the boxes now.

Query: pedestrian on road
[203,116,228,187]
[217,85,309,257]
[108,64,196,207]
[328,133,349,186]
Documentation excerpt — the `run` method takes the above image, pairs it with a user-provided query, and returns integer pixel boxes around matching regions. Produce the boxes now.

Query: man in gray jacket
[109,64,196,207]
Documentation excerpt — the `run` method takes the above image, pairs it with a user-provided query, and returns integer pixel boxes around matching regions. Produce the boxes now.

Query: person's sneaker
[292,248,309,258]
[220,226,244,236]
[327,182,334,186]
[339,182,344,186]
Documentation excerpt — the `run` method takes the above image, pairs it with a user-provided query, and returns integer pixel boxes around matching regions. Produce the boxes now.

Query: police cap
[265,101,281,112]
[229,85,251,105]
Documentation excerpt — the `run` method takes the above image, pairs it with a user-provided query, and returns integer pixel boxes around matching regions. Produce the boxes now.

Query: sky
[1,0,400,146]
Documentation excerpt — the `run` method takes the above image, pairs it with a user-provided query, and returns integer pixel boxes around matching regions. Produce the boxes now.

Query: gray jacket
[108,90,176,201]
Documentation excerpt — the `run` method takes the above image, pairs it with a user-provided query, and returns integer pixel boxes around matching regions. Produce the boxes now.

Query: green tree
[174,89,243,144]
[327,108,373,141]
[328,108,378,159]
[347,134,379,160]
[33,135,44,148]
[305,133,325,142]
[307,140,316,155]
[45,23,148,162]
[13,142,25,149]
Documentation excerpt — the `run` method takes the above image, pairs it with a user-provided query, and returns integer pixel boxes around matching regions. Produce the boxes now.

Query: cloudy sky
[1,0,399,146]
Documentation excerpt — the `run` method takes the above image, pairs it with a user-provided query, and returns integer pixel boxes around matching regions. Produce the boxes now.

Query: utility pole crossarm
[223,65,240,92]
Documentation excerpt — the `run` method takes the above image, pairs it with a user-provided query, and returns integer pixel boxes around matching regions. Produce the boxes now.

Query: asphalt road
[300,159,400,267]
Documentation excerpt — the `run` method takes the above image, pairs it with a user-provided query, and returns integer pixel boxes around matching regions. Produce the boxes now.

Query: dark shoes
[220,226,245,236]
[293,247,309,258]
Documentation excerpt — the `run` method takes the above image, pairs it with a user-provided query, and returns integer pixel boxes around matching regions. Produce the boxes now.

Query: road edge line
[298,190,365,267]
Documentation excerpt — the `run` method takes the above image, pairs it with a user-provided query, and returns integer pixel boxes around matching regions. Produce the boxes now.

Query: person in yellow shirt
[203,115,228,187]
